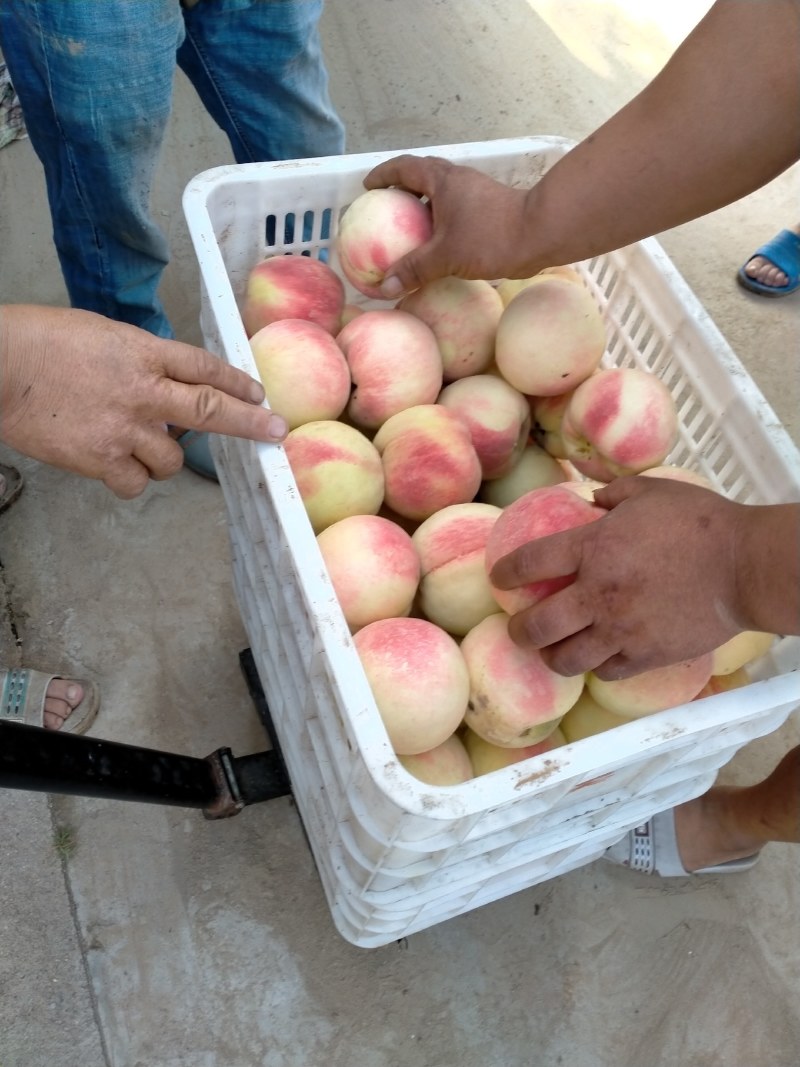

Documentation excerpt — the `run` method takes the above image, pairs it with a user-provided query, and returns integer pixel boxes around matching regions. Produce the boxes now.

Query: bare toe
[43,680,85,731]
[744,255,788,287]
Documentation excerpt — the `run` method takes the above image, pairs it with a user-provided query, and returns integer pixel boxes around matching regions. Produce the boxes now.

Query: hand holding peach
[489,476,765,680]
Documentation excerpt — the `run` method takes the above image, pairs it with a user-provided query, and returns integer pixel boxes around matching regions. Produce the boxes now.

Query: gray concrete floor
[1,3,800,1065]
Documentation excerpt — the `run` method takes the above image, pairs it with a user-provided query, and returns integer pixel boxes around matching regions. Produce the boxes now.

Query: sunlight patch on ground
[528,0,714,82]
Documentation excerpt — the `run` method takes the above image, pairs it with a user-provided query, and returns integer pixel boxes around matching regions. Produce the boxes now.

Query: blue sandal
[176,430,218,482]
[737,228,800,297]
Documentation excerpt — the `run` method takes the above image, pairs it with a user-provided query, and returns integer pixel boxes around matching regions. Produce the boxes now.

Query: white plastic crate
[183,137,800,948]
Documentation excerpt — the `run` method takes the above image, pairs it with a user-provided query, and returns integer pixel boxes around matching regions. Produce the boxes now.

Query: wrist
[734,502,800,636]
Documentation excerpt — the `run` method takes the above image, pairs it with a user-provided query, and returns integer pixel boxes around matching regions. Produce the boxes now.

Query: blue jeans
[0,0,344,337]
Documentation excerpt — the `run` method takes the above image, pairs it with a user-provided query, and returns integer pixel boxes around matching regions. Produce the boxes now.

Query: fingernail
[268,413,288,440]
[249,381,266,404]
[380,275,404,299]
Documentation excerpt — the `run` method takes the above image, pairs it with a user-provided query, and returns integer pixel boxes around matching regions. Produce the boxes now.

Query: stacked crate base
[185,138,800,948]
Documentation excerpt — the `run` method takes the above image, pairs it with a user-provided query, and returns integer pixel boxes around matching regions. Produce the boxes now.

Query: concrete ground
[1,2,799,1065]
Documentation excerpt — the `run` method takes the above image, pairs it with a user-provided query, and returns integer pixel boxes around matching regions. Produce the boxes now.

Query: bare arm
[0,305,287,499]
[365,0,800,294]
[489,478,800,679]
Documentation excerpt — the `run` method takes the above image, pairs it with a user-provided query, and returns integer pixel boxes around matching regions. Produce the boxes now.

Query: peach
[559,478,606,503]
[398,277,503,380]
[249,319,351,430]
[339,303,364,329]
[711,631,774,676]
[694,667,751,700]
[354,617,470,755]
[480,443,568,508]
[587,653,714,718]
[283,420,384,534]
[495,276,606,395]
[335,188,432,300]
[242,254,345,337]
[373,405,482,521]
[560,688,628,742]
[460,613,584,748]
[495,266,583,308]
[398,733,473,786]
[316,514,420,632]
[529,389,575,459]
[411,502,503,636]
[484,485,605,615]
[639,465,715,490]
[561,367,678,480]
[336,309,443,431]
[438,374,531,480]
[463,725,566,776]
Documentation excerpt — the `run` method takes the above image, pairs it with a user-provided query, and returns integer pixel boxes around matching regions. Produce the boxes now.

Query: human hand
[0,305,287,499]
[488,476,753,680]
[363,155,537,297]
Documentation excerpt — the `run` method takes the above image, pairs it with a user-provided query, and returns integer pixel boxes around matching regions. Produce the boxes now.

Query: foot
[672,788,765,872]
[743,255,789,290]
[42,678,88,731]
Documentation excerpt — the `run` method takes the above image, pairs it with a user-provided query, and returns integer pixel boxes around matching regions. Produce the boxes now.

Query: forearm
[0,305,47,444]
[735,502,800,637]
[521,0,800,273]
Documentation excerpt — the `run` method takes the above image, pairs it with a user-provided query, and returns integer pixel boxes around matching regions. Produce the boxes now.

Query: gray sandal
[0,667,100,735]
[603,808,760,876]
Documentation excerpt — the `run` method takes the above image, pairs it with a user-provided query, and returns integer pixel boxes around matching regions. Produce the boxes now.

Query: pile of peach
[240,187,774,788]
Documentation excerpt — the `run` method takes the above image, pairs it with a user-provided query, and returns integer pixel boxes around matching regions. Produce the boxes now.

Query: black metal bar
[0,722,291,818]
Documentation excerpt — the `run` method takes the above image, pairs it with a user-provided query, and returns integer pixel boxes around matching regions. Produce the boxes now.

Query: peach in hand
[484,485,605,615]
[335,188,432,300]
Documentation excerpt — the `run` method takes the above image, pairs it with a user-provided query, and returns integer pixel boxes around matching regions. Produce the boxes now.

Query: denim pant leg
[0,1,184,337]
[177,0,345,164]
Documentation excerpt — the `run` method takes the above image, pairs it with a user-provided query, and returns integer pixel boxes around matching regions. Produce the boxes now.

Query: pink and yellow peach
[587,653,714,718]
[479,443,568,508]
[559,688,628,742]
[373,404,482,521]
[336,309,443,431]
[398,277,503,380]
[438,374,531,480]
[412,502,502,636]
[283,420,384,534]
[460,613,584,748]
[484,485,605,615]
[242,254,345,337]
[495,276,606,396]
[398,733,474,786]
[250,319,351,430]
[354,617,470,755]
[710,631,774,676]
[316,514,420,632]
[463,724,566,776]
[335,188,432,300]
[561,367,678,481]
